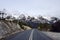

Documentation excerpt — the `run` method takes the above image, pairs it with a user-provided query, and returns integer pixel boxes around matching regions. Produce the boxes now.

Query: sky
[0,0,60,18]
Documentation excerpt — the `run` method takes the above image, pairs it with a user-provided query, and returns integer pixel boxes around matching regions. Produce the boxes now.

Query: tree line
[0,9,60,32]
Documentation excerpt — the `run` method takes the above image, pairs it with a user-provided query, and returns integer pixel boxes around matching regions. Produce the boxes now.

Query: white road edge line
[29,29,35,40]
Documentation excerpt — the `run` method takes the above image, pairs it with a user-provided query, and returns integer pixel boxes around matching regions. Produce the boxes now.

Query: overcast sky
[0,0,60,18]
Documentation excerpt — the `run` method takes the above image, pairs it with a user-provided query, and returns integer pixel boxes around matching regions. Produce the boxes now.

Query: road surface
[5,29,52,40]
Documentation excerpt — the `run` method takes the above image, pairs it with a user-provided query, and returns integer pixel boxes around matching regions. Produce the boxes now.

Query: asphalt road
[5,29,52,40]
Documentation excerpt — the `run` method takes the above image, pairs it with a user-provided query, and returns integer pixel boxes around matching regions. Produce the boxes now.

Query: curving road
[5,29,52,40]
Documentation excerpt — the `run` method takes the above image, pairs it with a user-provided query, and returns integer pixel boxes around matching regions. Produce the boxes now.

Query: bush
[38,23,51,31]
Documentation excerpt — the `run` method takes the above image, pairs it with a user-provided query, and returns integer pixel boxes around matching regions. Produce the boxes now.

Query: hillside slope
[0,20,22,39]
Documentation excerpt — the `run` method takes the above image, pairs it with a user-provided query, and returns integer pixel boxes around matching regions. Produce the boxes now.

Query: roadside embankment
[0,20,23,40]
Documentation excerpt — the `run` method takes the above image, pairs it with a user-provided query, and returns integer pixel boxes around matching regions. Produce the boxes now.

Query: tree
[6,15,12,19]
[51,20,60,32]
[30,17,35,21]
[0,9,7,20]
[19,14,26,20]
[27,16,31,20]
[37,15,44,20]
[37,15,48,23]
[51,17,59,23]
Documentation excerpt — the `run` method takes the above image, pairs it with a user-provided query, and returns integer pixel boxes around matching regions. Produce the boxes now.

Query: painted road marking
[29,29,35,40]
